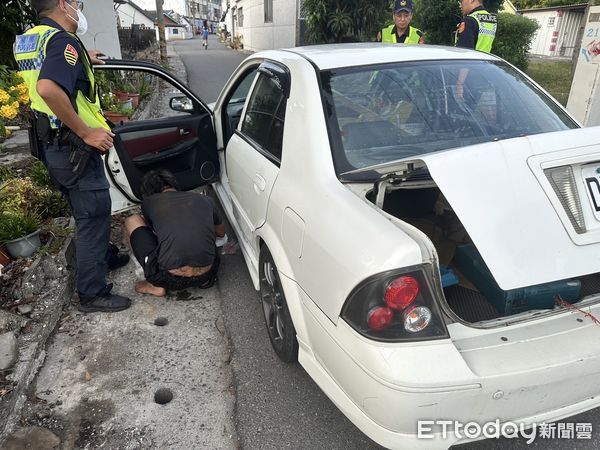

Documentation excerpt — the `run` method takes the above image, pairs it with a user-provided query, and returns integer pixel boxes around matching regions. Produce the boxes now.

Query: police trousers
[41,139,113,299]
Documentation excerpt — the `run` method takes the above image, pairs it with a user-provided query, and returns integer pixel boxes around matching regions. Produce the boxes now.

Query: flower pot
[119,98,133,111]
[112,90,129,102]
[4,229,41,258]
[104,110,129,124]
[127,93,139,108]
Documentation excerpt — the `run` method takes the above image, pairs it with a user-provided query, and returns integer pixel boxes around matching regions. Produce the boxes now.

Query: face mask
[66,2,88,36]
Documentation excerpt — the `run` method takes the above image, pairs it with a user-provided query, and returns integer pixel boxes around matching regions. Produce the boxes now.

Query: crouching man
[124,170,225,297]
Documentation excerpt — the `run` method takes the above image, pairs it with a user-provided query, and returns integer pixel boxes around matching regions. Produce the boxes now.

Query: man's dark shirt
[142,191,223,270]
[38,18,90,98]
[456,6,485,49]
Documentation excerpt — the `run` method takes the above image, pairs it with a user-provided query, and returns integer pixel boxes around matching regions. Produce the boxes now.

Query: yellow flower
[12,101,19,109]
[0,90,9,104]
[19,92,29,103]
[0,105,18,120]
[18,83,28,95]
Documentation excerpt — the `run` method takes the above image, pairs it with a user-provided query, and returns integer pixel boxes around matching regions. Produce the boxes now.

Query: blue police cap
[394,0,414,13]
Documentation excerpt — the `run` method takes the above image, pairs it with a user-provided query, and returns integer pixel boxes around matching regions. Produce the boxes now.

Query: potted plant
[101,93,131,124]
[0,211,42,258]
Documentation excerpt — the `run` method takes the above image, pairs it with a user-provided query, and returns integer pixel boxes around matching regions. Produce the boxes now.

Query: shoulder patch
[14,34,39,54]
[64,43,78,66]
[458,22,465,34]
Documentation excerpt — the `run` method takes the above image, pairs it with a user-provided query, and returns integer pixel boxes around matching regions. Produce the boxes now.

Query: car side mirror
[170,96,194,112]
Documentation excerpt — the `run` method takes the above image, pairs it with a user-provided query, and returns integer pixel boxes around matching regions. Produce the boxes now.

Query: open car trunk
[369,181,600,323]
[355,129,600,324]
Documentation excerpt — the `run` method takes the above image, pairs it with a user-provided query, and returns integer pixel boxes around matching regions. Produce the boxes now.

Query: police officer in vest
[377,0,424,45]
[455,0,497,53]
[14,0,131,313]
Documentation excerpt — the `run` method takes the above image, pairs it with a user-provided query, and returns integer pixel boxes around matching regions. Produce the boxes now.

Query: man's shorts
[130,226,219,290]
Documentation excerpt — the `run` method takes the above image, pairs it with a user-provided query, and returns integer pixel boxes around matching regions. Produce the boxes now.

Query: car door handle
[253,174,266,193]
[179,129,190,136]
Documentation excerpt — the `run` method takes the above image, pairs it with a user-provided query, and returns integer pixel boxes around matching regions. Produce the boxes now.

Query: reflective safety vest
[14,25,109,130]
[455,10,497,53]
[381,24,422,45]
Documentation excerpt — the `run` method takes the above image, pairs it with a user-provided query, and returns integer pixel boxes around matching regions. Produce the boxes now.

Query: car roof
[273,43,499,70]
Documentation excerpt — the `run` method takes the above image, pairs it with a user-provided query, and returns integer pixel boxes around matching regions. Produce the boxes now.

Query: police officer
[377,0,424,45]
[14,0,131,313]
[455,0,497,53]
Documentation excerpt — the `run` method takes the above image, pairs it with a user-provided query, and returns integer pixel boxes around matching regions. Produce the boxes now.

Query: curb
[0,233,75,441]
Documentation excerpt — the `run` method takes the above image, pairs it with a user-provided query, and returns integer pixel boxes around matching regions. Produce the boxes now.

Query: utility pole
[156,0,168,64]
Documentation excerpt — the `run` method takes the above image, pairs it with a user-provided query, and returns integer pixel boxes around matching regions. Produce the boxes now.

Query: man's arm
[455,17,478,49]
[36,79,114,152]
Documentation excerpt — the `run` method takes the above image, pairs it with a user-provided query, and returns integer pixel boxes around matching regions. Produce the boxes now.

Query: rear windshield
[320,60,578,179]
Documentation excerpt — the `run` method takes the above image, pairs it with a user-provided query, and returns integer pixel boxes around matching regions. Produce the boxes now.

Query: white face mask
[66,2,88,36]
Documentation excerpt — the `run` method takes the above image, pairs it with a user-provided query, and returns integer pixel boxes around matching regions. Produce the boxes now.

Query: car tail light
[385,276,419,310]
[367,306,394,331]
[341,265,449,342]
[545,166,586,234]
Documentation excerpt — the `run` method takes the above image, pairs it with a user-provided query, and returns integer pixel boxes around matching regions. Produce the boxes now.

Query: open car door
[94,61,218,213]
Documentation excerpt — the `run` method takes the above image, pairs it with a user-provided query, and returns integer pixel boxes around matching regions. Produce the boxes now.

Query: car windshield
[320,60,578,179]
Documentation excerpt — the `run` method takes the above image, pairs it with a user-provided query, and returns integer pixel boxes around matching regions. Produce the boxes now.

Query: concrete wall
[232,0,298,51]
[79,0,122,58]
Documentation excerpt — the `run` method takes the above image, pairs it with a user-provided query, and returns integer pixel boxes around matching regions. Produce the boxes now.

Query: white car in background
[99,44,600,449]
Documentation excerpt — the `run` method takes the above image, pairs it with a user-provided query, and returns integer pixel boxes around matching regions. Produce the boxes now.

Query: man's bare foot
[135,280,166,297]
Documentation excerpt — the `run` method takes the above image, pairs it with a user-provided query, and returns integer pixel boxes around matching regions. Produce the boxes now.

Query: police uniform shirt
[376,26,423,43]
[38,18,90,99]
[456,5,485,49]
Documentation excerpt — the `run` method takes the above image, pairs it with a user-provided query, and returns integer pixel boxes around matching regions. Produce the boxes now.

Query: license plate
[582,165,600,221]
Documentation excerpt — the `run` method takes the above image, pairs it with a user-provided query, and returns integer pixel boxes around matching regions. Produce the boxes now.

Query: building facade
[225,0,300,51]
[521,3,588,58]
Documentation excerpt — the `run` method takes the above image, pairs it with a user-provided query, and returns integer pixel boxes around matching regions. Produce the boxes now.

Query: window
[241,74,287,161]
[172,28,178,34]
[238,7,244,27]
[548,16,556,27]
[321,60,578,177]
[265,0,273,23]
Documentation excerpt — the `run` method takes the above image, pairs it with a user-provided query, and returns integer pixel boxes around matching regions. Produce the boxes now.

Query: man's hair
[140,170,179,198]
[31,0,59,17]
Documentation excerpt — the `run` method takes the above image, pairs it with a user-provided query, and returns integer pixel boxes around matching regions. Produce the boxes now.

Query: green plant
[0,165,15,183]
[0,211,40,243]
[0,177,69,220]
[25,160,53,188]
[493,12,539,71]
[304,0,389,43]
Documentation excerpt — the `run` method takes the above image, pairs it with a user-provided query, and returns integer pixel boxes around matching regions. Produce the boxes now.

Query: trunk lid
[348,127,600,291]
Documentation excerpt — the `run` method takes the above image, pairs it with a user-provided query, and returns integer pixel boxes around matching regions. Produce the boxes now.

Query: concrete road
[172,37,600,450]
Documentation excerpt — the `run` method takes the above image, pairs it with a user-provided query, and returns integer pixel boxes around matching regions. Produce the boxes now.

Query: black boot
[79,293,131,313]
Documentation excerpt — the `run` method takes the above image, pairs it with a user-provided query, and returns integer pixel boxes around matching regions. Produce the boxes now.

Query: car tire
[259,246,298,363]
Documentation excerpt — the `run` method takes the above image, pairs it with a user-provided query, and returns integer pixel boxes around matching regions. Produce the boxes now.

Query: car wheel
[259,247,298,363]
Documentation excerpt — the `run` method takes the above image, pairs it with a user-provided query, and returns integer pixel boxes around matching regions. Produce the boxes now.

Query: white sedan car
[100,44,600,449]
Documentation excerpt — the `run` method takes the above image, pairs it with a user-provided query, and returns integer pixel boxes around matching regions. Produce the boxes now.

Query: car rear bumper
[295,281,600,449]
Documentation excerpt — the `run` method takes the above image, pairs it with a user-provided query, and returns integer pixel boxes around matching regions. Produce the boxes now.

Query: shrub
[493,12,539,71]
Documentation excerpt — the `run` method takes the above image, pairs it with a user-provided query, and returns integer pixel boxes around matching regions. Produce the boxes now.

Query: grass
[525,60,573,107]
